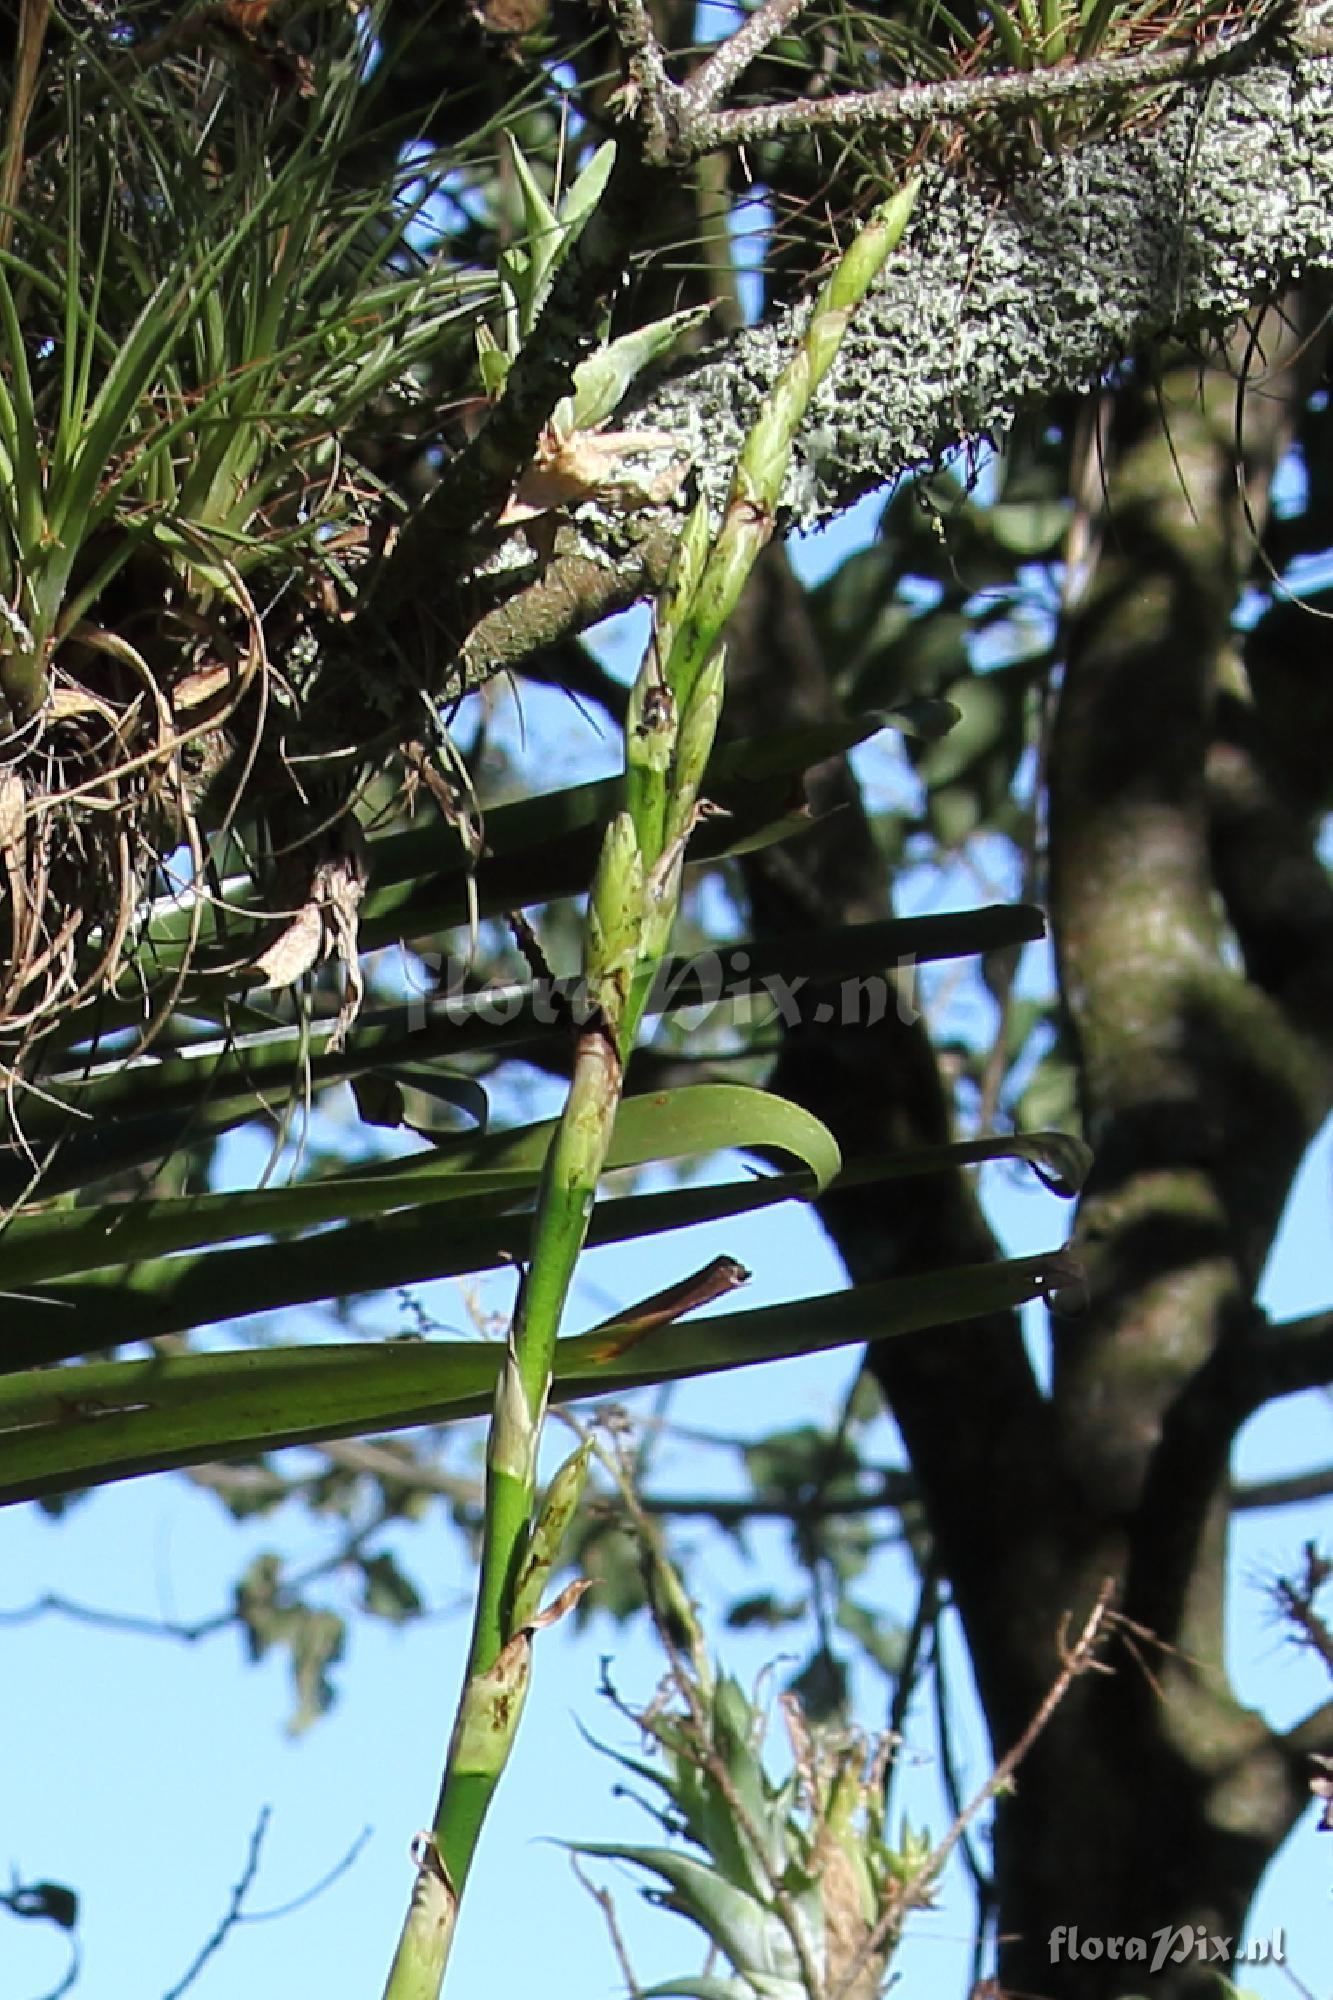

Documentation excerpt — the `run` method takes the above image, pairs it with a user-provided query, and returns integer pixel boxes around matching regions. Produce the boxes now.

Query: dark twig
[1283,1698,1333,1759]
[642,1465,918,1523]
[243,1825,372,1924]
[887,1555,942,1762]
[159,1809,371,2000]
[932,1608,993,1906]
[1233,1465,1333,1510]
[834,1585,1118,2000]
[0,1591,230,1643]
[1271,1544,1333,1678]
[160,1808,272,2000]
[1235,1307,1333,1411]
[0,1496,428,1649]
[603,0,679,161]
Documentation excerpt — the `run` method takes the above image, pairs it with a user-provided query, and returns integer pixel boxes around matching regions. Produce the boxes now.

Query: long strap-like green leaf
[0,1248,1068,1510]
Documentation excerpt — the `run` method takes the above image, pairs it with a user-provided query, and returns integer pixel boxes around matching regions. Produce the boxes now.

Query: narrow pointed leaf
[5,905,1042,1198]
[3,1176,807,1369]
[571,1845,805,1979]
[835,1129,1091,1197]
[0,1250,1069,1506]
[0,1084,839,1291]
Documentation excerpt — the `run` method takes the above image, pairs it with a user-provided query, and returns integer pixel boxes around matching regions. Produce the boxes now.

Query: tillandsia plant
[952,0,1257,157]
[0,0,493,1069]
[476,133,706,525]
[570,1435,1118,2000]
[378,175,924,2000]
[574,1453,939,2000]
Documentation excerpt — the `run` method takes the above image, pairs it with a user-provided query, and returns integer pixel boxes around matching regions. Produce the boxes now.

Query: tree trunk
[719,310,1333,1996]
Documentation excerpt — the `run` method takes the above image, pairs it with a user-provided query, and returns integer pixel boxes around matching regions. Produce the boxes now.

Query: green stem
[380,174,919,2000]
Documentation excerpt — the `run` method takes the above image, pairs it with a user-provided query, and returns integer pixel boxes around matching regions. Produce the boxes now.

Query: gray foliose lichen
[615,50,1333,539]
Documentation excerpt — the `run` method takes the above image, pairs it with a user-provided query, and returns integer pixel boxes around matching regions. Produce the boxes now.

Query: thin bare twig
[685,0,813,115]
[159,1808,370,2000]
[604,0,679,161]
[0,1497,423,1648]
[885,1557,941,1791]
[931,1612,993,1905]
[938,1584,1115,1880]
[160,1809,272,2000]
[243,1825,372,1924]
[569,1851,645,1999]
[0,1591,230,1644]
[836,1583,1118,2000]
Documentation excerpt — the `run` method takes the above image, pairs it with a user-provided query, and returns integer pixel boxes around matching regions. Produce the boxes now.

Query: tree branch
[1283,1699,1333,1758]
[445,46,1333,698]
[1233,1463,1333,1509]
[666,8,1297,165]
[682,0,811,116]
[1235,1307,1333,1410]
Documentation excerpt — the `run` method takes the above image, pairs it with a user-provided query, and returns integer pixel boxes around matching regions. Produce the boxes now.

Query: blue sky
[4,501,1332,2000]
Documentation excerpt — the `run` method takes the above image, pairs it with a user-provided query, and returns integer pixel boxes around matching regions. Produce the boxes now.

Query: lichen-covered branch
[663,6,1295,164]
[443,46,1333,697]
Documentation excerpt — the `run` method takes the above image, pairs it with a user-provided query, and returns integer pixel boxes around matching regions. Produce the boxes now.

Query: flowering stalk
[380,175,918,2000]
[622,177,919,1047]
